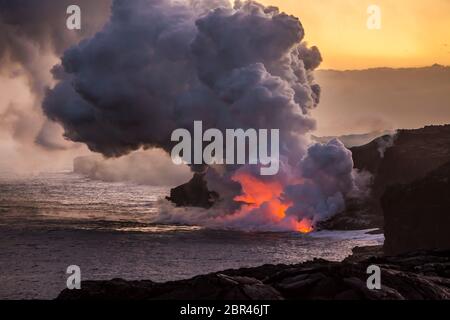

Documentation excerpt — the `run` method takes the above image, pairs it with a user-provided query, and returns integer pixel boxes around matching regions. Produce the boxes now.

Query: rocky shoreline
[57,247,450,300]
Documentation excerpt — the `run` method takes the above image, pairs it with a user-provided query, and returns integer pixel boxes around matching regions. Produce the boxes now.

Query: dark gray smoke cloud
[42,0,362,230]
[44,0,320,159]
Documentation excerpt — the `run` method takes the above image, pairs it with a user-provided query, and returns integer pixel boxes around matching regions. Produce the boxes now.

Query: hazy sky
[314,66,450,136]
[260,0,450,69]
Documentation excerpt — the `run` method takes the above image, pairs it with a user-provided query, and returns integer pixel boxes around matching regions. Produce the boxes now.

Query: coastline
[56,246,450,300]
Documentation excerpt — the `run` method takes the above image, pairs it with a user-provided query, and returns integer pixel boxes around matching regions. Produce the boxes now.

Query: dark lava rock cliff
[352,125,450,198]
[321,124,450,230]
[382,162,450,255]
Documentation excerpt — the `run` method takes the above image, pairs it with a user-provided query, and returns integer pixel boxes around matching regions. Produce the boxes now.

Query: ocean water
[0,172,383,299]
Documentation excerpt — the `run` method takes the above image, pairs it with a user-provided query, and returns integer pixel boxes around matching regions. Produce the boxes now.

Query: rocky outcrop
[166,173,219,208]
[352,125,450,198]
[322,124,450,230]
[57,249,450,300]
[382,162,450,255]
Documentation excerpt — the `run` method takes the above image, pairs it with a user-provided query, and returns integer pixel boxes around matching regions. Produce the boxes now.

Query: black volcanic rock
[318,197,383,230]
[322,124,450,230]
[352,124,450,198]
[382,162,450,255]
[166,173,219,208]
[57,274,283,300]
[57,249,450,300]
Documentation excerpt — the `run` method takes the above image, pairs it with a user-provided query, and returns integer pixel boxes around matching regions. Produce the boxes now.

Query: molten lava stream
[294,218,313,233]
[232,172,313,233]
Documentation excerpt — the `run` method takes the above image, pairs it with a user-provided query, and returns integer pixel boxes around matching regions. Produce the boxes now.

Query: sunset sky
[1,0,449,174]
[261,0,450,69]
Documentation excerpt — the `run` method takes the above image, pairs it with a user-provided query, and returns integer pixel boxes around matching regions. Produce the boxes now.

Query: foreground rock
[382,162,450,255]
[57,249,450,300]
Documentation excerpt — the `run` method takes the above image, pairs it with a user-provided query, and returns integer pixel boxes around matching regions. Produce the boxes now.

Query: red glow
[294,218,314,233]
[232,171,313,233]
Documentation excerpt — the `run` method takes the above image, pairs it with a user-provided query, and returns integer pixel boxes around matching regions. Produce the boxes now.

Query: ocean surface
[0,172,383,299]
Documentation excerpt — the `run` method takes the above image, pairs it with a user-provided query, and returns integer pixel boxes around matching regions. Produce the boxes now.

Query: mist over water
[0,172,383,299]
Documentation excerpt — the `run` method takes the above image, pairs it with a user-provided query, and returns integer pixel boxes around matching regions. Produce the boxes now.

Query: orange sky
[260,0,450,69]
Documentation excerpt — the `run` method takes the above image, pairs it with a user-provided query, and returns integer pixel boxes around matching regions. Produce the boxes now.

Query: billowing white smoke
[284,139,356,224]
[43,0,366,231]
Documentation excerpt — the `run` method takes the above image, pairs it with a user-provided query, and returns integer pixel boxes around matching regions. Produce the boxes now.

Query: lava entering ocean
[232,171,313,233]
[42,0,361,232]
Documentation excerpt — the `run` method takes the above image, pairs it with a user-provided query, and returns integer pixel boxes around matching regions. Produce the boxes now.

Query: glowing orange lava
[232,171,313,233]
[294,218,314,233]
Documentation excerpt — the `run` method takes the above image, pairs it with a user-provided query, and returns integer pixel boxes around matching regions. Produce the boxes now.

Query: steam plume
[74,149,191,186]
[43,0,364,231]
